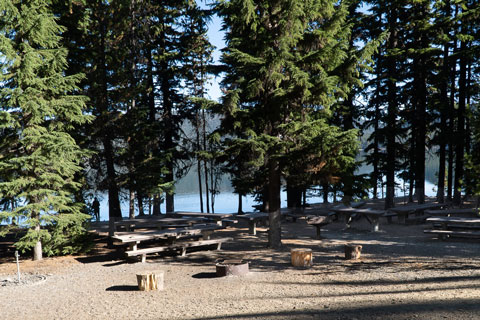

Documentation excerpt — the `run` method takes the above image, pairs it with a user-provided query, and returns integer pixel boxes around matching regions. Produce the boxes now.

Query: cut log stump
[344,244,362,260]
[136,271,164,291]
[291,248,313,268]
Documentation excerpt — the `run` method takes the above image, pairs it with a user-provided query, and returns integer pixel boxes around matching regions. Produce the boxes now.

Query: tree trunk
[267,160,282,249]
[286,182,302,208]
[129,190,135,219]
[152,194,161,215]
[453,36,467,205]
[33,223,42,261]
[385,9,398,209]
[137,193,144,216]
[238,193,243,214]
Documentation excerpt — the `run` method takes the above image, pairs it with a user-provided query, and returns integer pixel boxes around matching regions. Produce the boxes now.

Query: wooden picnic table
[169,212,235,226]
[236,212,269,235]
[114,216,207,232]
[424,208,479,217]
[388,203,447,224]
[331,207,385,232]
[111,224,230,262]
[425,216,480,240]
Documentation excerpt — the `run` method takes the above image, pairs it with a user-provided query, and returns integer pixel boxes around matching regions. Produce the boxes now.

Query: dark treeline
[0,0,479,257]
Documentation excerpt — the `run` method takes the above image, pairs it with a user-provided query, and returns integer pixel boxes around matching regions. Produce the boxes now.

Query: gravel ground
[1,213,480,320]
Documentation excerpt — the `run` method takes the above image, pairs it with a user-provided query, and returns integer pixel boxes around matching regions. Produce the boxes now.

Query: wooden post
[136,271,164,291]
[345,244,362,260]
[291,248,313,268]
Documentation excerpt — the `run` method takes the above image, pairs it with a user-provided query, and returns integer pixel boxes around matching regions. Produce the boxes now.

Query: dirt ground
[1,204,480,320]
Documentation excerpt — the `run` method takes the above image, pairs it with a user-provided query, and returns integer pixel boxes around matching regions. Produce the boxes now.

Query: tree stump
[136,271,164,291]
[344,244,362,260]
[291,248,313,268]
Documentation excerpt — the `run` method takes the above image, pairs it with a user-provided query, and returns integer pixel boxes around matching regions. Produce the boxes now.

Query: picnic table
[331,207,386,232]
[169,212,235,226]
[114,216,207,232]
[388,203,447,224]
[424,208,479,217]
[236,212,269,235]
[424,216,480,240]
[111,224,232,262]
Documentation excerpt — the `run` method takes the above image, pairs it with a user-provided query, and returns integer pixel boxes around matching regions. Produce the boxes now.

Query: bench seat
[126,237,233,262]
[424,229,480,240]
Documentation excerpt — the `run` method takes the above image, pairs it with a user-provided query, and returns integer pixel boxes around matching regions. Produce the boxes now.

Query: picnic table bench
[331,207,386,232]
[424,216,480,240]
[111,224,229,262]
[388,203,448,224]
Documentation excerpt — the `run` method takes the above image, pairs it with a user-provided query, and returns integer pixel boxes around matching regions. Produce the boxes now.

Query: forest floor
[1,198,480,319]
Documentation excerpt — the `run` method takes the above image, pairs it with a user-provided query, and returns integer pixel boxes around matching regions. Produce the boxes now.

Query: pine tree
[218,0,372,247]
[0,0,91,260]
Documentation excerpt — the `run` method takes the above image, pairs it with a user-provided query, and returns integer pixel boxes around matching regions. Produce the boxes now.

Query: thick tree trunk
[385,9,397,210]
[152,194,161,215]
[137,193,144,216]
[453,38,467,205]
[437,29,450,203]
[267,160,282,249]
[414,61,426,204]
[129,190,135,219]
[33,223,42,261]
[238,193,243,214]
[286,182,302,208]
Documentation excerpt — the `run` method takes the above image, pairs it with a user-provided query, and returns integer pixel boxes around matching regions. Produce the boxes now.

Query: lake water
[96,179,438,221]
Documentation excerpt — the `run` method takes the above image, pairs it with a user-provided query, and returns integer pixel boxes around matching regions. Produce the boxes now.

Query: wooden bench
[126,237,233,263]
[424,229,480,240]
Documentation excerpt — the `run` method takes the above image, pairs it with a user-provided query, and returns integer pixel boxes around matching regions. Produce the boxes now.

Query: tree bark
[453,36,467,205]
[33,223,42,261]
[267,160,282,249]
[385,8,398,209]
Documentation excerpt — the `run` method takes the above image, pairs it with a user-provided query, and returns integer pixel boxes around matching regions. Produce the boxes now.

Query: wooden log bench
[306,216,330,239]
[126,237,233,263]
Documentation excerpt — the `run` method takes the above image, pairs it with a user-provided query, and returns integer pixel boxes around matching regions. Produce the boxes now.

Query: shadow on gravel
[105,285,138,291]
[192,272,218,279]
[190,298,480,320]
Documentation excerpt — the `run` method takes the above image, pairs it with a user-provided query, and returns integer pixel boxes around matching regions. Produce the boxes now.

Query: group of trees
[1,0,479,256]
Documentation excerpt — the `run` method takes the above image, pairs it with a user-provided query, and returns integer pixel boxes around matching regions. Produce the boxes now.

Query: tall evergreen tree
[218,0,371,247]
[0,0,91,260]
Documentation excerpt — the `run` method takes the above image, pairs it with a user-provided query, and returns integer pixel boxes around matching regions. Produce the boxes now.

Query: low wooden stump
[291,248,313,268]
[345,244,362,260]
[136,271,164,291]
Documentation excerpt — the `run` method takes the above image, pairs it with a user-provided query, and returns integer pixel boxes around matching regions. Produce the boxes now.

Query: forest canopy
[0,0,479,255]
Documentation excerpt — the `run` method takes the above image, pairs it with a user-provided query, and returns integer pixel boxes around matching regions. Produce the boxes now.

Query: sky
[199,0,225,101]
